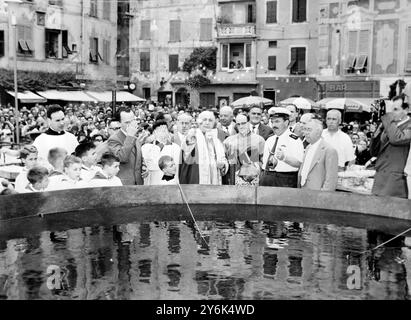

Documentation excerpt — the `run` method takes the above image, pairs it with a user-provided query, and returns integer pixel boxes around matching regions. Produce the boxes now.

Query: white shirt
[81,165,101,182]
[14,168,29,193]
[262,129,304,172]
[251,123,260,135]
[141,142,181,185]
[300,139,321,186]
[47,175,86,191]
[87,171,123,188]
[32,131,78,163]
[322,129,355,167]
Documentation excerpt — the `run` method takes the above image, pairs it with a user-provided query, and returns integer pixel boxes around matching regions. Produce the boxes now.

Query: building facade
[0,0,117,87]
[255,0,320,103]
[317,0,411,99]
[129,0,217,105]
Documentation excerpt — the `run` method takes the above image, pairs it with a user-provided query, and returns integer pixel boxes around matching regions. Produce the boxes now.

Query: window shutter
[169,54,179,72]
[348,31,358,55]
[268,56,276,70]
[292,0,299,22]
[407,27,411,71]
[358,30,369,55]
[170,20,181,41]
[103,0,110,20]
[299,0,307,22]
[266,1,277,24]
[141,20,150,40]
[200,18,212,41]
[0,31,4,57]
[297,47,306,72]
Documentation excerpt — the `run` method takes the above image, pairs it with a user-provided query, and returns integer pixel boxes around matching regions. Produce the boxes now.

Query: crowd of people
[0,94,410,200]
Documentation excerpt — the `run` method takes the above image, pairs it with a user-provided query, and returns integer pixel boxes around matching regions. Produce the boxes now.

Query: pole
[13,19,19,146]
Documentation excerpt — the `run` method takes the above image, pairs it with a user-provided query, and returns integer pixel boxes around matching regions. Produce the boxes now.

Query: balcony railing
[217,24,256,38]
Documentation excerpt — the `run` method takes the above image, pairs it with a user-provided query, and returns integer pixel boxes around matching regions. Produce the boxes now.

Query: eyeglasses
[237,122,248,126]
[110,127,121,130]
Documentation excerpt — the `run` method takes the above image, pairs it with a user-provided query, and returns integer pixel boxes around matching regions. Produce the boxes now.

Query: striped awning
[7,91,47,103]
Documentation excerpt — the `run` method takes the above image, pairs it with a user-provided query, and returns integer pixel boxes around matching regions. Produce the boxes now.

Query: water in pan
[0,219,409,300]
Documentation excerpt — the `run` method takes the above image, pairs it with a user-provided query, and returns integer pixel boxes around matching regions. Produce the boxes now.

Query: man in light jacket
[298,119,338,191]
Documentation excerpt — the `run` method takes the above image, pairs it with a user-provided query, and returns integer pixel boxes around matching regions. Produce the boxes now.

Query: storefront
[318,79,380,99]
[257,77,318,104]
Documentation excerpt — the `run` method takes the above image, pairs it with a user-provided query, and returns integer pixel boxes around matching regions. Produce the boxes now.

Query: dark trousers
[259,171,298,188]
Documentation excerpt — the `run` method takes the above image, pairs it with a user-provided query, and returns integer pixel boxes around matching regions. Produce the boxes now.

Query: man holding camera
[108,107,148,185]
[260,107,304,188]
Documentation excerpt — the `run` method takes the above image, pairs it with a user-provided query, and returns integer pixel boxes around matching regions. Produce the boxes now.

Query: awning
[7,91,47,103]
[86,91,145,102]
[36,90,96,102]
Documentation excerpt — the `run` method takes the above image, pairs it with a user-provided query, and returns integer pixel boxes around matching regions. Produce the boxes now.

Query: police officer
[260,107,304,188]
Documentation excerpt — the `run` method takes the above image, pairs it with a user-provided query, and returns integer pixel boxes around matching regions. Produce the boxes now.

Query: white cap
[268,107,291,117]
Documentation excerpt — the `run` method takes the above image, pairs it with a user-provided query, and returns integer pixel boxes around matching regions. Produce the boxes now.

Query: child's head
[74,142,97,168]
[19,145,38,169]
[27,166,49,190]
[63,155,82,181]
[158,155,176,176]
[48,148,68,171]
[100,152,120,178]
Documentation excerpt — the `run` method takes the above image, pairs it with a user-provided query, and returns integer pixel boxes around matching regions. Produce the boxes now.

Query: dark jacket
[258,124,274,141]
[370,114,411,198]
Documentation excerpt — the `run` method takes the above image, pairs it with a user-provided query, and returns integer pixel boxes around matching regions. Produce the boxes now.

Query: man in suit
[172,113,192,147]
[370,95,411,198]
[218,106,237,136]
[249,106,274,140]
[298,119,338,191]
[107,107,145,185]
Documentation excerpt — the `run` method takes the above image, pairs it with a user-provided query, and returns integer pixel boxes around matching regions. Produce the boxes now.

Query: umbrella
[231,95,273,108]
[279,97,316,110]
[317,98,374,113]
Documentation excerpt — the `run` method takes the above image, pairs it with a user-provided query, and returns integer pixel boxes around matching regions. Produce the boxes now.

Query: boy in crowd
[13,146,38,193]
[74,142,99,182]
[25,166,50,193]
[48,147,68,176]
[158,155,177,185]
[88,152,122,187]
[48,155,84,190]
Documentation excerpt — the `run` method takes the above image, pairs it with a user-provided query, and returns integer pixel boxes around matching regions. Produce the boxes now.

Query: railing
[217,24,256,38]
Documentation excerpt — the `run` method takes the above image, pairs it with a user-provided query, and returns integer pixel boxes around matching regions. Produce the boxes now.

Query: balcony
[217,24,256,39]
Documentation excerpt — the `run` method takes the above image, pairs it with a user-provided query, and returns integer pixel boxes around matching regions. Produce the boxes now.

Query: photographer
[107,107,148,185]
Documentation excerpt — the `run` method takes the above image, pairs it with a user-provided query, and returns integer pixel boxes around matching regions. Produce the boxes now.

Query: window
[345,30,370,73]
[140,51,150,72]
[143,88,151,100]
[45,29,60,58]
[140,20,151,40]
[292,0,307,23]
[37,12,45,26]
[268,40,277,48]
[268,56,276,70]
[62,30,72,58]
[247,4,256,23]
[169,20,181,42]
[200,18,212,41]
[169,54,179,72]
[222,44,229,68]
[89,37,101,63]
[49,0,63,5]
[90,0,97,18]
[0,31,4,57]
[17,25,33,56]
[266,1,277,24]
[103,0,110,20]
[103,40,110,65]
[287,47,306,74]
[245,43,251,67]
[405,27,411,72]
[200,93,215,109]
